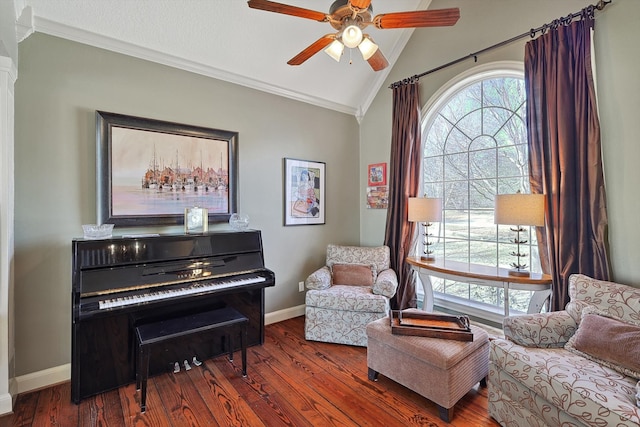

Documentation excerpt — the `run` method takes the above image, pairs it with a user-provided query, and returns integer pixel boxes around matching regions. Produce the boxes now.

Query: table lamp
[494,192,545,276]
[408,197,442,262]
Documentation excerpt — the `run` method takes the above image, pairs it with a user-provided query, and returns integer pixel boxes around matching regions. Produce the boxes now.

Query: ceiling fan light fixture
[358,36,378,60]
[324,39,344,62]
[341,24,363,48]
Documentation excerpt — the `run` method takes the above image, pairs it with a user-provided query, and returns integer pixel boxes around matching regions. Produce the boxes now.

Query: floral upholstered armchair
[304,244,398,346]
[489,274,640,426]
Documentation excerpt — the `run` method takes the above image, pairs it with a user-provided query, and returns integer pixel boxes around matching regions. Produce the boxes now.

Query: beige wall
[14,33,360,376]
[360,0,640,285]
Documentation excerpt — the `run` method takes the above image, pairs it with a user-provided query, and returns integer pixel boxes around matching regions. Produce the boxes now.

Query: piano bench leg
[241,322,247,377]
[139,348,150,413]
[227,333,234,362]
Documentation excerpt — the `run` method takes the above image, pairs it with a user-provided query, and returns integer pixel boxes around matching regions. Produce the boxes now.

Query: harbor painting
[96,111,238,226]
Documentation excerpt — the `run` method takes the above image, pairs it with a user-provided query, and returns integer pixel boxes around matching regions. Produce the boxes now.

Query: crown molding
[31,16,359,117]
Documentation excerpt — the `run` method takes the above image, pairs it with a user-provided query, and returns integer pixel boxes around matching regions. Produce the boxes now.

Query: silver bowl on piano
[82,224,114,239]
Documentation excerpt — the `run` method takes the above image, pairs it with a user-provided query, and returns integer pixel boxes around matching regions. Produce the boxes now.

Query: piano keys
[71,230,275,403]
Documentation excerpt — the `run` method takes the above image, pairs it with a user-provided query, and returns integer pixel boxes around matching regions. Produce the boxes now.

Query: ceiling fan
[247,0,460,71]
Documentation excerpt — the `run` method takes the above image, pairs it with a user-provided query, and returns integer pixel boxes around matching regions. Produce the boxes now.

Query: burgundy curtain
[384,80,422,310]
[525,11,610,311]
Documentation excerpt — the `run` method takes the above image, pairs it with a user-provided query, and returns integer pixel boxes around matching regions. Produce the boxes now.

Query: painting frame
[283,158,326,226]
[96,111,238,227]
[368,162,387,186]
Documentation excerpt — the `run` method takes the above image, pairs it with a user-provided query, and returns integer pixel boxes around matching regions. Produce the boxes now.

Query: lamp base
[508,269,531,277]
[420,255,436,262]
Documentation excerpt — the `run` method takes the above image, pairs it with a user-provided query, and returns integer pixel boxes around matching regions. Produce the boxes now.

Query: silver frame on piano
[96,111,239,226]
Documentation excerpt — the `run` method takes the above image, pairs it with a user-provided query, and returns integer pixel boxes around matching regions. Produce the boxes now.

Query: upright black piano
[71,230,275,403]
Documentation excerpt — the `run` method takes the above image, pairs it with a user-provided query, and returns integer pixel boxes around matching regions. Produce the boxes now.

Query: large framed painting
[283,158,325,226]
[96,111,238,227]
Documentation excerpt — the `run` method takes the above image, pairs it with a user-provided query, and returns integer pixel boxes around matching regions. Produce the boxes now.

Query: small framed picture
[366,186,388,209]
[368,163,387,187]
[184,207,208,233]
[283,158,325,226]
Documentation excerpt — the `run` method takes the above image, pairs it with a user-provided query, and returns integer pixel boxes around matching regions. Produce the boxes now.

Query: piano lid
[72,230,264,270]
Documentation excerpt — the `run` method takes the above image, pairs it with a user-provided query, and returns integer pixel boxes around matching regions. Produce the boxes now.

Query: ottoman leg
[438,405,454,423]
[367,367,379,381]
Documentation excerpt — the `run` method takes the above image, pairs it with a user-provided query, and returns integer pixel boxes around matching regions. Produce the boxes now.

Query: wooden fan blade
[287,35,335,66]
[248,0,328,22]
[374,8,460,29]
[367,49,388,72]
[349,0,372,10]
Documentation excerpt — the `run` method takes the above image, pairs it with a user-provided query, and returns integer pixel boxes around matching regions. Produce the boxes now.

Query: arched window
[420,62,541,319]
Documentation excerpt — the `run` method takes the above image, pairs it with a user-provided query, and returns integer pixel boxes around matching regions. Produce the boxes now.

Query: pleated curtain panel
[384,79,422,310]
[525,8,611,311]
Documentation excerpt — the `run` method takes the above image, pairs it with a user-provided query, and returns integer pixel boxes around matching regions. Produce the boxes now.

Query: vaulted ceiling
[23,0,435,119]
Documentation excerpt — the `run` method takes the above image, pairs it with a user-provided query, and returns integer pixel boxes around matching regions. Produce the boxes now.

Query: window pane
[442,239,468,262]
[482,106,513,137]
[422,70,539,316]
[469,148,496,179]
[445,280,470,299]
[457,110,482,140]
[471,284,501,307]
[444,181,468,209]
[424,156,443,183]
[497,145,528,179]
[469,179,496,208]
[444,127,471,154]
[444,211,468,240]
[444,152,468,182]
[469,240,497,265]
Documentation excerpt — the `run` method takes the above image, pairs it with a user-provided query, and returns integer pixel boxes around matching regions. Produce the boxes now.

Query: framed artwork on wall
[367,186,388,209]
[283,158,325,226]
[96,111,238,227]
[368,162,387,187]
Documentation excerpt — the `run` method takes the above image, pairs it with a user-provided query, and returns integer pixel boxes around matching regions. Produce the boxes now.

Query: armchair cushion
[332,263,376,286]
[565,307,640,379]
[503,310,576,348]
[306,285,389,313]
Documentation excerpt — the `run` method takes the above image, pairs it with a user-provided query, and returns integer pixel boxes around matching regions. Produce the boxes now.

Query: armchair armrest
[503,310,577,348]
[372,269,398,298]
[305,266,331,290]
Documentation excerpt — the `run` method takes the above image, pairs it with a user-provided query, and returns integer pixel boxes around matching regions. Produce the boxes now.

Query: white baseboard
[0,392,13,415]
[265,304,305,325]
[16,363,70,395]
[11,305,306,400]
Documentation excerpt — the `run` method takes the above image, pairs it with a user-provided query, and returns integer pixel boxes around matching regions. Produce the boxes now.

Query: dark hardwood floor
[0,316,499,426]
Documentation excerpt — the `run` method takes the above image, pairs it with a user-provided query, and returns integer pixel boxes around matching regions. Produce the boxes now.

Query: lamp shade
[494,193,545,226]
[324,40,344,62]
[358,36,378,60]
[341,24,363,48]
[408,197,442,222]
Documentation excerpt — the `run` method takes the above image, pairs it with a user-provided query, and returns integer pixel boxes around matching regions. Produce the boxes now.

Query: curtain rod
[389,0,612,89]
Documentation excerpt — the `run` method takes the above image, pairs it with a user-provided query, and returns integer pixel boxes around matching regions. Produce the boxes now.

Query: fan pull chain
[349,49,353,65]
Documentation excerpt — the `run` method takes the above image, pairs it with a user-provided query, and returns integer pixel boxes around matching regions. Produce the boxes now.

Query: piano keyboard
[98,275,267,310]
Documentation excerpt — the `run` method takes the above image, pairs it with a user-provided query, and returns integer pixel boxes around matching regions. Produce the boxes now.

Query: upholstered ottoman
[366,316,489,422]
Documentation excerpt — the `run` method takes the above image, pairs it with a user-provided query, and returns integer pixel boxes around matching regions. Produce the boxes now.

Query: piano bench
[134,306,248,413]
